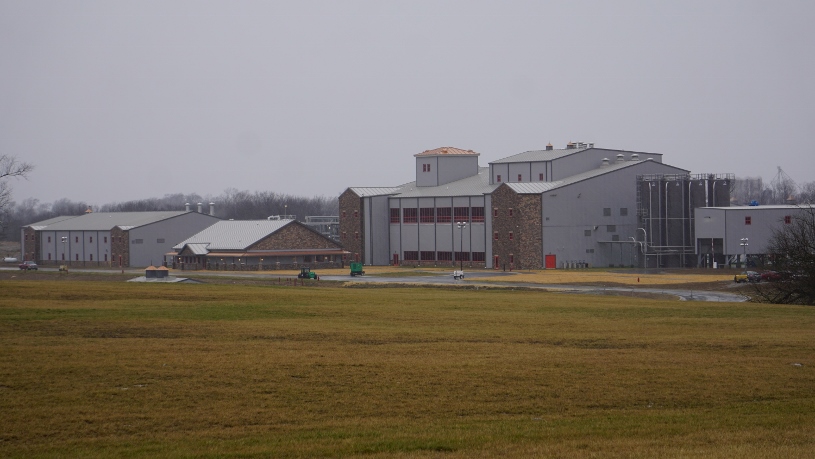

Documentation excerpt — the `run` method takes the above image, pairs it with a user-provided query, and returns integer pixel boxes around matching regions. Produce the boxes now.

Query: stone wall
[22,227,37,262]
[338,189,363,262]
[250,222,343,251]
[111,227,129,267]
[491,184,543,269]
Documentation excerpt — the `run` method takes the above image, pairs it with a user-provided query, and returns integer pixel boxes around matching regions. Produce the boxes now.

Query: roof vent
[209,202,215,216]
[566,141,576,149]
[197,203,203,213]
[185,202,190,212]
[601,158,610,168]
[546,143,554,151]
[631,153,639,161]
[616,154,625,163]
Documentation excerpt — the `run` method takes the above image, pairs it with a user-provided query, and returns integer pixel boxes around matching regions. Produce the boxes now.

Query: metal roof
[26,215,82,230]
[505,160,689,194]
[348,186,407,197]
[393,168,499,198]
[173,219,294,251]
[29,211,194,231]
[489,147,664,165]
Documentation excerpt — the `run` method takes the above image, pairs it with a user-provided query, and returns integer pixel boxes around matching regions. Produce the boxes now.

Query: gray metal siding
[129,212,219,267]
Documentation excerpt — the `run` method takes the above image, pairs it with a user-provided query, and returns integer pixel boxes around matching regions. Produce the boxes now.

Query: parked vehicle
[760,271,782,282]
[19,261,38,271]
[734,271,759,283]
[453,270,464,280]
[297,267,317,279]
[350,262,365,277]
[3,257,18,263]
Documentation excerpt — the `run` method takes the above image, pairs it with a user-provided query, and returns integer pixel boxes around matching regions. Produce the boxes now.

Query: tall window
[390,208,400,224]
[420,208,435,223]
[403,208,418,224]
[539,173,544,181]
[517,174,522,182]
[509,231,514,240]
[497,175,502,182]
[785,215,791,224]
[494,231,499,240]
[471,207,485,223]
[436,207,452,223]
[493,208,499,218]
[454,207,469,223]
[745,216,752,225]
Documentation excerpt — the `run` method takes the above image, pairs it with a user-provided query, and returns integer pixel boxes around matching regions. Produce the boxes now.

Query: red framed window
[420,251,435,261]
[785,215,791,224]
[455,251,470,262]
[104,237,108,243]
[420,208,435,223]
[89,236,93,243]
[390,208,400,224]
[436,207,452,223]
[89,254,93,261]
[48,236,51,243]
[518,174,522,182]
[509,254,514,264]
[454,207,469,223]
[497,175,502,182]
[403,208,418,224]
[354,210,359,218]
[403,251,419,261]
[355,231,359,240]
[494,231,499,240]
[509,208,514,217]
[539,173,544,181]
[493,208,499,218]
[75,254,79,261]
[104,254,108,261]
[471,207,485,223]
[75,236,79,243]
[745,216,751,225]
[472,252,485,262]
[509,231,514,240]
[437,251,452,261]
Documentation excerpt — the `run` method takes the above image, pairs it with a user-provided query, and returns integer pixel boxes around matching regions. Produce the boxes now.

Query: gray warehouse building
[340,143,731,269]
[22,209,219,268]
[339,143,732,269]
[694,205,813,268]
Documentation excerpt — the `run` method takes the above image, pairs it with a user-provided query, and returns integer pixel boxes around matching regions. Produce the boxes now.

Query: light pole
[740,237,748,268]
[456,221,467,271]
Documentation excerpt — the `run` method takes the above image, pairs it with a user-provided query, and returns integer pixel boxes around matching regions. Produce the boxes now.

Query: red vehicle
[19,261,38,270]
[760,271,782,282]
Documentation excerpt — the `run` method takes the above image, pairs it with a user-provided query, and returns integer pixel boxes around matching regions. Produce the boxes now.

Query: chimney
[546,143,554,151]
[197,202,203,213]
[185,203,190,212]
[209,202,215,216]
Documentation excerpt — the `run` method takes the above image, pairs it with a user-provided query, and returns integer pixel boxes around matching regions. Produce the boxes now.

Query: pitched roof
[394,167,498,198]
[24,215,82,230]
[414,147,480,157]
[347,186,407,197]
[505,160,689,194]
[173,219,294,251]
[28,211,197,231]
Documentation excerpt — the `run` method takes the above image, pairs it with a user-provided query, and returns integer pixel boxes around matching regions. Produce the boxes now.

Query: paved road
[2,266,747,302]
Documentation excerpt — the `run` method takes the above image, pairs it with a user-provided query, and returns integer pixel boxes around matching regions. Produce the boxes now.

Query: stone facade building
[171,219,348,270]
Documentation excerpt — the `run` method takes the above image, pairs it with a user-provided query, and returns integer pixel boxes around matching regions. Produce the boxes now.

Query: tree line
[0,189,338,241]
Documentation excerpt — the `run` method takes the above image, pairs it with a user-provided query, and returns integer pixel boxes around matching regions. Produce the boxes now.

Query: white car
[453,270,464,280]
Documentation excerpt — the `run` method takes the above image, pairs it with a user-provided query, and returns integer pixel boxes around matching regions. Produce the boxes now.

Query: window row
[46,253,110,262]
[44,236,125,244]
[495,173,547,183]
[390,207,485,224]
[603,208,628,216]
[402,251,486,262]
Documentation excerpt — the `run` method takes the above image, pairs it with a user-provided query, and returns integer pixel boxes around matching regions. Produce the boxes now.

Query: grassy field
[1,278,814,458]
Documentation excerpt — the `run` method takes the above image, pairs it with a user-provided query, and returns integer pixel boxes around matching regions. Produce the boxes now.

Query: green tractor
[297,267,318,279]
[350,262,365,277]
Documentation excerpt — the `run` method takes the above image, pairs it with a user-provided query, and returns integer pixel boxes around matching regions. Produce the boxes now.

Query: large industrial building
[340,143,731,269]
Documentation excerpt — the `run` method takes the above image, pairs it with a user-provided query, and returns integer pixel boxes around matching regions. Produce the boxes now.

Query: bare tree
[798,181,815,205]
[0,155,35,215]
[752,206,815,305]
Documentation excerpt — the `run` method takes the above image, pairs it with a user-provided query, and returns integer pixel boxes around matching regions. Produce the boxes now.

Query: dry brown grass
[1,279,813,457]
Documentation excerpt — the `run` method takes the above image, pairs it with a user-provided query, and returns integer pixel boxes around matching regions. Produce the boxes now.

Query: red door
[493,255,499,270]
[545,254,557,269]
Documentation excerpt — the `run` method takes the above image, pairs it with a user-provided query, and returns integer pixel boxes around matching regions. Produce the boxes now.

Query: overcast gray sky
[2,0,814,207]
